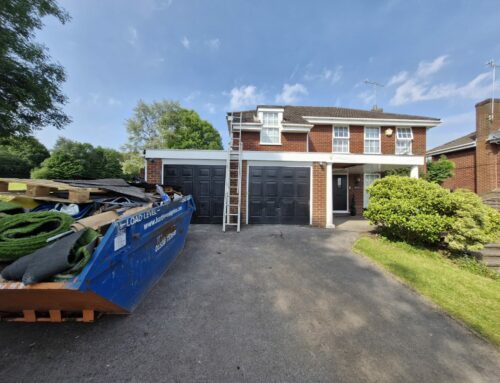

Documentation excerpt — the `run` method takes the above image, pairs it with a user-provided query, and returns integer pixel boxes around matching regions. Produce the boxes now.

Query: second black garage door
[248,166,310,224]
[163,164,225,224]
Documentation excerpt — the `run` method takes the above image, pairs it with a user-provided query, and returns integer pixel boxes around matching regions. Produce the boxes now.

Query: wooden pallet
[1,309,96,323]
[0,178,99,203]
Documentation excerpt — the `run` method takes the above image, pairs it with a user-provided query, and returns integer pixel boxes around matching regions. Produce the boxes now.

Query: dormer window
[260,112,280,144]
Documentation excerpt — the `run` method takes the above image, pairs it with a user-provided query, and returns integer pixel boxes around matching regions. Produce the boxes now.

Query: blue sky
[35,0,500,150]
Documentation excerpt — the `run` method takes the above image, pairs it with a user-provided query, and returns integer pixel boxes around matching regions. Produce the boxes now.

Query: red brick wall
[349,126,364,154]
[146,159,162,184]
[348,174,364,216]
[308,125,332,152]
[381,127,395,154]
[476,100,500,195]
[241,131,307,151]
[432,149,476,192]
[312,162,326,227]
[412,127,426,156]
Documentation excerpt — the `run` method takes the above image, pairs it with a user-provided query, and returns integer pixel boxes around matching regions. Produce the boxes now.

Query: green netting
[0,212,74,261]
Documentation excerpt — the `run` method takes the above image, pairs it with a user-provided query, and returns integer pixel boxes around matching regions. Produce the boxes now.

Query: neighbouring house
[427,99,500,203]
[145,105,440,228]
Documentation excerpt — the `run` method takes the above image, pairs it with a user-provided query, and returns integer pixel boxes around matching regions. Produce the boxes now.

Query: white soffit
[302,116,441,128]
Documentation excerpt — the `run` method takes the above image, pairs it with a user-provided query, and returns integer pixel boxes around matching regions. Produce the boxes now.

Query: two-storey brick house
[428,99,500,199]
[145,105,440,228]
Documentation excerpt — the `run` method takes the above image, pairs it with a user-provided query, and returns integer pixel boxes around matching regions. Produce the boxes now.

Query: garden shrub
[364,176,500,252]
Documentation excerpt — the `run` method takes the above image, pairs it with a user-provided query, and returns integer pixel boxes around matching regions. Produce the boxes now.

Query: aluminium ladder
[222,112,243,232]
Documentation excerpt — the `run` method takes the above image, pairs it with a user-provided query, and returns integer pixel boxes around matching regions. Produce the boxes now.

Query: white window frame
[363,173,381,208]
[332,126,350,153]
[395,127,413,155]
[260,112,281,145]
[364,127,381,154]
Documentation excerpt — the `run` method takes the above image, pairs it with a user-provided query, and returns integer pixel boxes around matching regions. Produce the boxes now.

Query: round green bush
[364,176,500,252]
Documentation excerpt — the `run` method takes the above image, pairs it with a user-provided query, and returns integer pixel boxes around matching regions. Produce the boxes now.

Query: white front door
[363,173,380,208]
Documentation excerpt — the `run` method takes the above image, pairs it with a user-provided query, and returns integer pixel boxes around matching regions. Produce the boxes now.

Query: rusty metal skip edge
[0,195,196,317]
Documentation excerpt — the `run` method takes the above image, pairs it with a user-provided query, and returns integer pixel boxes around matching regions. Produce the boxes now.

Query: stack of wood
[0,178,100,204]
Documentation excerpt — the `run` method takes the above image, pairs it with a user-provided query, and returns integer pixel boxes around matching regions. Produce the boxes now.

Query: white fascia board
[146,148,424,166]
[427,142,476,156]
[302,116,441,128]
[145,149,226,160]
[282,123,314,133]
[232,123,262,131]
[242,151,329,162]
[247,160,312,167]
[257,107,284,113]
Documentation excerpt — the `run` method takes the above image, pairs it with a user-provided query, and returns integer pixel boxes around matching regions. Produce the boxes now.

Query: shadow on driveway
[0,224,498,382]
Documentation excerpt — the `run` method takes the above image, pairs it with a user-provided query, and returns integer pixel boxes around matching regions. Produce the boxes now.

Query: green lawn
[353,236,500,347]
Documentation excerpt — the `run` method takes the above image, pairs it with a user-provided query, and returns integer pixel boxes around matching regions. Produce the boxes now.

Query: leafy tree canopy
[0,135,49,168]
[426,155,455,185]
[0,0,71,138]
[32,137,123,179]
[124,100,223,152]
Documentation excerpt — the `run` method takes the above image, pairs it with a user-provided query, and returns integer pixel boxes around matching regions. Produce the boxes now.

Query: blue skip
[0,196,196,321]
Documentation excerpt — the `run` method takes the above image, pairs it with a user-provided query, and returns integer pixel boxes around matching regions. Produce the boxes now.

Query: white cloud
[390,72,491,106]
[358,90,375,105]
[107,97,122,106]
[416,55,449,78]
[184,90,201,102]
[304,66,342,85]
[181,36,190,49]
[205,103,216,114]
[387,55,492,106]
[228,85,264,110]
[387,71,408,86]
[128,27,138,46]
[205,38,221,50]
[275,83,308,104]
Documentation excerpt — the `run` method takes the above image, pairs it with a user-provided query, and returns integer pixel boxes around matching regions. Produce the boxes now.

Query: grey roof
[228,105,440,124]
[427,132,476,156]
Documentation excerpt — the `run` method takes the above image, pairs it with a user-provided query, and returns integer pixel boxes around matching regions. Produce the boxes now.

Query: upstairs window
[333,126,349,153]
[395,127,413,154]
[364,127,380,154]
[260,112,280,144]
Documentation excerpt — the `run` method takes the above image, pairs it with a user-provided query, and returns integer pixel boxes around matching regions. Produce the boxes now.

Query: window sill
[260,143,282,146]
[332,151,350,154]
[363,152,382,155]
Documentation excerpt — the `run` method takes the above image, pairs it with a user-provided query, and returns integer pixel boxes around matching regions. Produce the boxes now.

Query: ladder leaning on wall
[222,112,243,232]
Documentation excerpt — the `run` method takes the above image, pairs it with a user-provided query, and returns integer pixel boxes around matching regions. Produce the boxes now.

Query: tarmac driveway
[0,224,498,382]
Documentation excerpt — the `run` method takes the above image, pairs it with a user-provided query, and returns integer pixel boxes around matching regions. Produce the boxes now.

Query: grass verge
[353,235,500,347]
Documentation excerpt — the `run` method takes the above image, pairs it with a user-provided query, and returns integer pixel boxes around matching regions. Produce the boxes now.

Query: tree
[0,151,31,177]
[124,100,223,152]
[426,155,455,185]
[32,137,123,179]
[122,152,144,179]
[0,0,71,138]
[0,136,49,168]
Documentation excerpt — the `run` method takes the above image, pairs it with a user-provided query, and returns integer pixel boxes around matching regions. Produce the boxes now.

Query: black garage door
[163,165,225,224]
[249,166,310,224]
